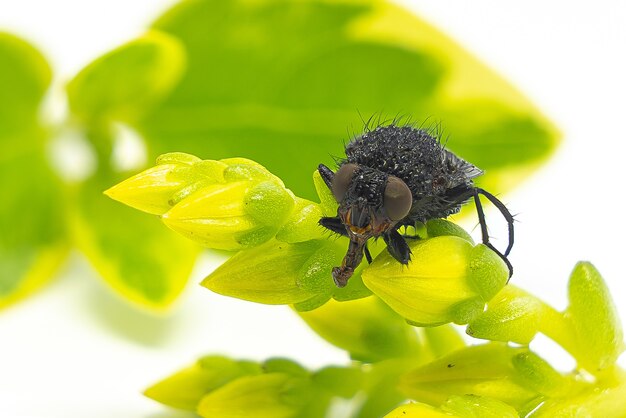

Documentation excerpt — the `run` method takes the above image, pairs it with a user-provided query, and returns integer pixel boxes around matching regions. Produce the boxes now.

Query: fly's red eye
[332,163,359,202]
[384,176,412,221]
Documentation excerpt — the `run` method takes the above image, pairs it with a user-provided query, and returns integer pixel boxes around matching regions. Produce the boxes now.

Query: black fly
[318,124,514,287]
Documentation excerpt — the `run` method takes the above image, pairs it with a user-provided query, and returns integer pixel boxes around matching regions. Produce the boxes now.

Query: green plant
[109,153,625,417]
[1,0,559,312]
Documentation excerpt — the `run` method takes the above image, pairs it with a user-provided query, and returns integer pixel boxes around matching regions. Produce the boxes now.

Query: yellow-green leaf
[135,0,559,199]
[73,176,199,311]
[67,30,185,123]
[0,33,68,309]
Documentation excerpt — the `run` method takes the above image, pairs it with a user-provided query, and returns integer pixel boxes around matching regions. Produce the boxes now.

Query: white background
[1,1,625,417]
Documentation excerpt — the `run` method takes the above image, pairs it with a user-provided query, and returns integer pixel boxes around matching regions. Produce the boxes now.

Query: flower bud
[202,239,326,304]
[362,236,508,326]
[162,178,295,250]
[441,395,520,417]
[105,152,226,215]
[565,262,624,372]
[466,285,545,344]
[104,163,187,215]
[143,355,261,410]
[197,373,312,418]
[385,402,455,418]
[399,343,541,412]
[297,296,422,362]
[275,198,325,243]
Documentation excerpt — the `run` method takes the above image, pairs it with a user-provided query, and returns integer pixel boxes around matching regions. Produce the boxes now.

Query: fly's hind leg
[472,189,514,279]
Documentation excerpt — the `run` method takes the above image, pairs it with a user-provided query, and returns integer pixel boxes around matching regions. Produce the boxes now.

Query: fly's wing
[443,150,483,183]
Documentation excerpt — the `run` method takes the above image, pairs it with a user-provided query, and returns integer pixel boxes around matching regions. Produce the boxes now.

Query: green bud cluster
[144,355,363,418]
[108,154,626,417]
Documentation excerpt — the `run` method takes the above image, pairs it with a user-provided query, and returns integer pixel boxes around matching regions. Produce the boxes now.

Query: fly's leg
[383,229,411,264]
[364,243,373,264]
[475,188,515,257]
[318,164,334,189]
[473,190,514,279]
[320,216,373,264]
[319,216,348,236]
[333,238,365,287]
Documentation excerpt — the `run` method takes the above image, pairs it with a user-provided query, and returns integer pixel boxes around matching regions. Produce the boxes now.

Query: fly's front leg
[318,164,334,190]
[383,229,411,265]
[319,216,348,236]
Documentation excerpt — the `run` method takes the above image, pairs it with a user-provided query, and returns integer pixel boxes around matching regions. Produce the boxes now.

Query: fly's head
[329,163,413,286]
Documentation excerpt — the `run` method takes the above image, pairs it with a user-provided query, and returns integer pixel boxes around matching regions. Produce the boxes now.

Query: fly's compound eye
[332,163,359,202]
[384,176,412,221]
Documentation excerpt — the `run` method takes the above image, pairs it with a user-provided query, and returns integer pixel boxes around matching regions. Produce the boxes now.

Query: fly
[318,124,514,287]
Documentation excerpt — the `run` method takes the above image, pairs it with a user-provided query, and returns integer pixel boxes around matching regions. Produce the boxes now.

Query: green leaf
[144,355,262,410]
[0,33,69,308]
[297,296,422,362]
[72,175,199,311]
[565,262,625,372]
[67,30,185,124]
[0,32,51,133]
[135,0,558,199]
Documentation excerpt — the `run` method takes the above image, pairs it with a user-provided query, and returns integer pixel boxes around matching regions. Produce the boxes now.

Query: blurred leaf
[72,175,199,311]
[0,33,68,308]
[67,31,185,124]
[421,325,466,359]
[565,262,625,373]
[355,358,419,418]
[0,32,51,133]
[297,296,422,362]
[133,0,559,199]
[311,365,364,398]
